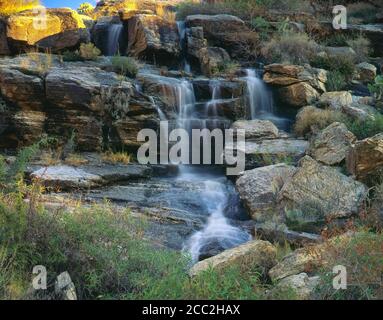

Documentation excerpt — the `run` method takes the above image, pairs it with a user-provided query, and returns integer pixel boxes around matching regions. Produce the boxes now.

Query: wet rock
[255,223,322,246]
[125,14,180,63]
[231,120,279,140]
[186,26,207,59]
[356,62,377,83]
[189,240,277,277]
[236,164,296,221]
[235,138,308,169]
[31,165,103,189]
[346,133,383,186]
[272,273,320,299]
[192,79,246,100]
[279,156,368,221]
[319,91,353,110]
[6,8,89,53]
[308,122,356,165]
[199,46,230,77]
[0,19,10,55]
[0,66,45,111]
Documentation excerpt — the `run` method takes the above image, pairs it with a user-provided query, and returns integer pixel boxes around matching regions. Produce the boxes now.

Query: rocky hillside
[0,0,382,300]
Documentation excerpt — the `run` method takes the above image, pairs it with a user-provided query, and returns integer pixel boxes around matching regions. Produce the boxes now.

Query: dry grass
[156,3,176,22]
[346,35,372,63]
[294,106,342,137]
[0,0,40,16]
[262,32,320,64]
[64,154,89,166]
[20,48,53,75]
[102,151,132,164]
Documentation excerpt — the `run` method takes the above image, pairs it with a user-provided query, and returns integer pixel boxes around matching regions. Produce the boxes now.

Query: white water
[245,69,292,130]
[176,21,192,73]
[107,24,123,56]
[162,77,251,262]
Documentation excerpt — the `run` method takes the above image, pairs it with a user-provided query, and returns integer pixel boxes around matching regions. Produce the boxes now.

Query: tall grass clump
[262,32,320,64]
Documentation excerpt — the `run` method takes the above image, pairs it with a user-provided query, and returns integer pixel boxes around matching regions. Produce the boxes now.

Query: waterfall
[162,77,251,262]
[107,24,123,56]
[245,69,292,130]
[176,21,191,73]
[185,180,251,262]
[245,69,274,119]
[206,80,221,117]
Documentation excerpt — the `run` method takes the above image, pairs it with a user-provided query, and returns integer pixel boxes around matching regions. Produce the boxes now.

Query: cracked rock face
[308,122,356,166]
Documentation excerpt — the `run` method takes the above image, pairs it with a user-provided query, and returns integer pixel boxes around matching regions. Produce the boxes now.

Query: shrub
[314,231,383,300]
[294,107,343,137]
[20,49,53,75]
[311,55,356,81]
[326,71,347,91]
[368,76,383,101]
[0,0,40,16]
[343,113,383,140]
[102,151,132,164]
[79,43,101,61]
[261,32,320,64]
[77,2,94,16]
[111,55,138,78]
[346,35,371,63]
[62,50,82,62]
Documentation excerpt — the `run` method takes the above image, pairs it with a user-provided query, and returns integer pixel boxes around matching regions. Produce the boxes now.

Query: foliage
[77,2,94,16]
[346,35,371,63]
[343,113,383,140]
[102,151,132,164]
[0,0,40,16]
[251,17,271,40]
[311,55,356,82]
[294,107,343,137]
[326,71,347,91]
[111,55,138,78]
[79,43,101,61]
[155,3,176,22]
[261,32,320,64]
[314,231,383,300]
[368,76,383,101]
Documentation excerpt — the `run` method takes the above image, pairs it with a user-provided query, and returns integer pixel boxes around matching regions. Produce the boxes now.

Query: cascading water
[107,24,123,56]
[245,69,292,130]
[245,69,274,118]
[164,77,251,262]
[176,21,191,73]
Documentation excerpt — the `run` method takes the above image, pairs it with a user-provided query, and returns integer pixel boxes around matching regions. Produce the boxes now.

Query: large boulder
[189,240,277,277]
[0,66,45,111]
[308,122,356,165]
[6,8,89,53]
[199,46,230,77]
[346,133,383,185]
[236,138,309,169]
[356,62,377,83]
[319,91,353,110]
[263,63,326,108]
[271,273,320,300]
[279,156,368,221]
[236,164,296,221]
[231,120,279,140]
[277,82,319,108]
[185,14,256,59]
[124,14,180,63]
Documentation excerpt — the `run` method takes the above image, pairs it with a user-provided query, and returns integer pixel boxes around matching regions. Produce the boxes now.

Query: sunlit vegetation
[0,0,40,16]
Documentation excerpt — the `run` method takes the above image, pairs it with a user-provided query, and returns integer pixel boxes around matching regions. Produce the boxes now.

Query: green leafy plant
[111,55,138,78]
[326,70,347,91]
[79,43,101,61]
[368,76,383,101]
